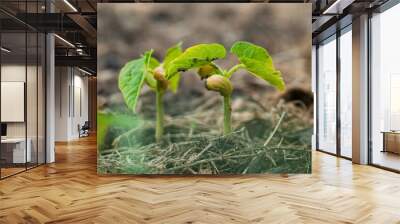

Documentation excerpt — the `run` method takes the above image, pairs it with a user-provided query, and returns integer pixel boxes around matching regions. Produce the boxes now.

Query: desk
[382,131,400,154]
[1,138,31,163]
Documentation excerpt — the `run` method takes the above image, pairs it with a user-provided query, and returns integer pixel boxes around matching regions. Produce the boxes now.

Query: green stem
[226,64,245,78]
[155,82,164,142]
[223,95,232,135]
[211,62,225,75]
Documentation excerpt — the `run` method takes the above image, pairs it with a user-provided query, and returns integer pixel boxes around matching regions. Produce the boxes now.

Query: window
[317,35,337,154]
[339,27,352,158]
[370,3,400,171]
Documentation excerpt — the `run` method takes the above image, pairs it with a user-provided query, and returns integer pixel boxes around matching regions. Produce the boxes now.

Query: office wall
[55,67,69,141]
[0,5,47,178]
[1,62,45,169]
[1,64,39,139]
[55,67,89,141]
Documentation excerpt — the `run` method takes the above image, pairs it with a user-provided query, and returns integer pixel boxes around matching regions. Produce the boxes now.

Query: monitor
[1,123,7,137]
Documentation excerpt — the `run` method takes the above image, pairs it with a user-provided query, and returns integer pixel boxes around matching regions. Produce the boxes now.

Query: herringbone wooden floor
[1,135,400,224]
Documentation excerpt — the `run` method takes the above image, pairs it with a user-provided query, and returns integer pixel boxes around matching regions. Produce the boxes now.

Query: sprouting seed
[168,41,285,135]
[118,42,184,142]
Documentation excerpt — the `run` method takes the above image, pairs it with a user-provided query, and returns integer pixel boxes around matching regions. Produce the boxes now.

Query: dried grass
[98,97,312,174]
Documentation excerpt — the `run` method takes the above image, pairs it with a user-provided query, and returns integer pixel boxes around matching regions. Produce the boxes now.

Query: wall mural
[97,3,313,174]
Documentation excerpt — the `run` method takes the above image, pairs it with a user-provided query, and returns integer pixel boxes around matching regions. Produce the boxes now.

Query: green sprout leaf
[119,50,153,112]
[163,42,183,71]
[145,57,160,89]
[163,42,183,93]
[149,57,160,69]
[231,41,285,91]
[168,73,181,93]
[167,43,226,78]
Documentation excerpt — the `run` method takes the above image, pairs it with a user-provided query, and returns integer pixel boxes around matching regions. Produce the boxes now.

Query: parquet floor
[1,167,26,178]
[1,135,400,224]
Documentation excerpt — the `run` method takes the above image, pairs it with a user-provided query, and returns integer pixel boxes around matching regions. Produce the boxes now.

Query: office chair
[79,121,90,138]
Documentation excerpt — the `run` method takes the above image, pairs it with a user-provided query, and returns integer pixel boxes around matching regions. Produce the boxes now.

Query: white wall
[55,67,89,141]
[1,65,26,140]
[1,63,46,164]
[55,67,69,141]
[72,73,89,138]
[1,65,34,138]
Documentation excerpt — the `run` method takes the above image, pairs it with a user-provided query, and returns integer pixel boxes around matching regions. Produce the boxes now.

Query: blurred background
[97,3,312,115]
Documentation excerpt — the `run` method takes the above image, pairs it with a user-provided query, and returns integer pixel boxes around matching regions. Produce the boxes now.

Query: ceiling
[0,0,97,74]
